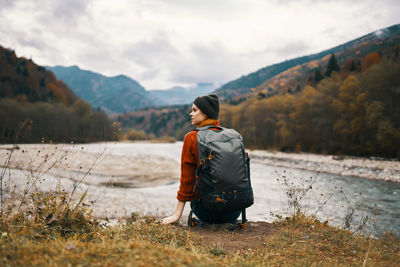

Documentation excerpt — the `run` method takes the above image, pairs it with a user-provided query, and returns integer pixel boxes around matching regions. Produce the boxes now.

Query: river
[1,142,399,235]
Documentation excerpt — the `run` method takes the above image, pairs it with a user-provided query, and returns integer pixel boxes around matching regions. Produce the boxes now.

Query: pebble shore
[249,150,400,183]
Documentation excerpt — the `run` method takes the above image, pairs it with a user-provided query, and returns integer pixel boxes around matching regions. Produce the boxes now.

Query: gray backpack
[190,125,254,225]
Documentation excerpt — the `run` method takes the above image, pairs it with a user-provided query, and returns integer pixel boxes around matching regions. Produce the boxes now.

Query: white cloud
[1,0,399,89]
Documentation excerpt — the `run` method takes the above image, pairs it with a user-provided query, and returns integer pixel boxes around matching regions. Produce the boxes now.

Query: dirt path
[185,221,277,251]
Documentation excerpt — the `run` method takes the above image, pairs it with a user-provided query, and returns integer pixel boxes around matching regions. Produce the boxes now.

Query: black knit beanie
[193,94,219,119]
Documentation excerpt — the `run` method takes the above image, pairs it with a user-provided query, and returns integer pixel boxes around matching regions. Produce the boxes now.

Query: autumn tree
[218,58,399,158]
[362,52,381,70]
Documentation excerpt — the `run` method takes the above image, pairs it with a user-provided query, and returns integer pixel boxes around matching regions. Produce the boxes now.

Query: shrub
[123,129,150,141]
[1,191,100,241]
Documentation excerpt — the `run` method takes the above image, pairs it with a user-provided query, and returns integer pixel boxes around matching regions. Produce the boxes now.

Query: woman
[162,94,241,225]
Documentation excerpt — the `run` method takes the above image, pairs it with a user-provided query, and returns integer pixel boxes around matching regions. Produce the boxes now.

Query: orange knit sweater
[177,119,220,201]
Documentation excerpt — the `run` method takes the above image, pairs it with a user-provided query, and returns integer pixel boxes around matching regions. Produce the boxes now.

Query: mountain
[0,45,78,105]
[46,65,155,114]
[0,45,114,143]
[149,82,217,106]
[116,104,193,140]
[216,24,400,102]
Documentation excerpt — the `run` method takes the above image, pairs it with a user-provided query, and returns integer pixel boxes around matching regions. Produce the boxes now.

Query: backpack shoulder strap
[196,125,224,132]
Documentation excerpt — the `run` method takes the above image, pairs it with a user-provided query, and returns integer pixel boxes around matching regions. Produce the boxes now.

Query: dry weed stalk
[275,169,370,233]
[340,190,369,233]
[1,120,107,232]
[1,119,32,220]
[275,170,320,215]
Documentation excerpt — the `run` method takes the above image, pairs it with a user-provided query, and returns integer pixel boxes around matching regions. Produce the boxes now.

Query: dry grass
[1,196,399,267]
[258,213,400,266]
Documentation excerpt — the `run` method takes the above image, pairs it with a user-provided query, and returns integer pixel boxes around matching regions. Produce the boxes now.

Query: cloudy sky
[1,0,399,89]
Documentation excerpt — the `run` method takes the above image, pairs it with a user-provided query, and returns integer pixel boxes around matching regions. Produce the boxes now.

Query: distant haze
[1,0,399,89]
[150,83,218,105]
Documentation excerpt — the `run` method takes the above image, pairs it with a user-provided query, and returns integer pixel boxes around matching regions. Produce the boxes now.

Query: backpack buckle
[237,223,247,229]
[188,210,196,227]
[208,150,215,160]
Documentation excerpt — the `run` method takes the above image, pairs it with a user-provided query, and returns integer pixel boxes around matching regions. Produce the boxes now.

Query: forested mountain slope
[220,58,400,158]
[0,46,77,105]
[0,45,114,143]
[216,24,400,103]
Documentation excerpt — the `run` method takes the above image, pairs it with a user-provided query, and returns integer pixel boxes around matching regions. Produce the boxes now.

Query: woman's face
[190,103,208,126]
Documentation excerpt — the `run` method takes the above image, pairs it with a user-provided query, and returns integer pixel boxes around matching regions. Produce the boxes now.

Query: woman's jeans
[190,200,241,224]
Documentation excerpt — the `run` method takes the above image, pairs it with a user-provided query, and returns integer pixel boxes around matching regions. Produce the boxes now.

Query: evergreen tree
[349,60,357,72]
[325,54,340,77]
[314,69,323,81]
[40,77,46,87]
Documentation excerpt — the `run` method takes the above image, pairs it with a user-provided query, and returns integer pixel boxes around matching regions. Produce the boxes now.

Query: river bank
[249,149,400,183]
[2,142,398,184]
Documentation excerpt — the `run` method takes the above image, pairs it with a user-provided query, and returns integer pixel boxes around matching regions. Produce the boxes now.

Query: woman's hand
[162,214,180,224]
[162,200,186,225]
